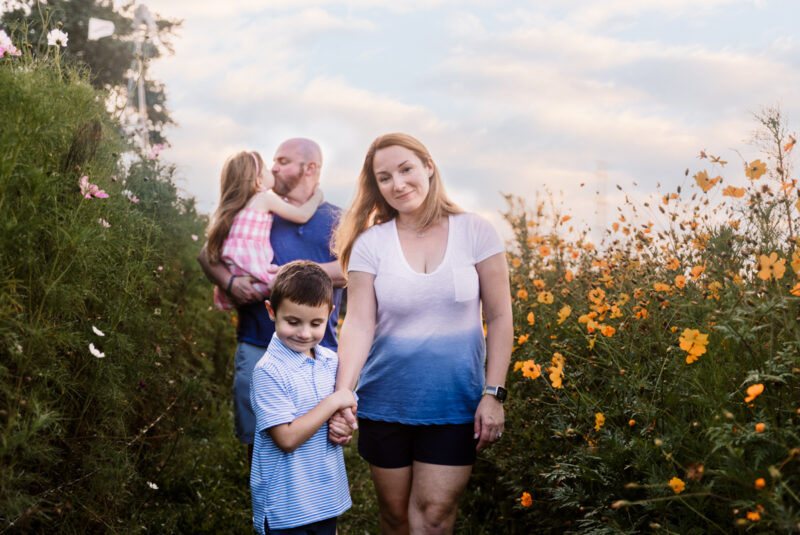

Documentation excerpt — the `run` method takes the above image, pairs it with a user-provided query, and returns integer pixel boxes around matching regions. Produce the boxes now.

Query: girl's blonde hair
[333,133,462,273]
[206,151,265,262]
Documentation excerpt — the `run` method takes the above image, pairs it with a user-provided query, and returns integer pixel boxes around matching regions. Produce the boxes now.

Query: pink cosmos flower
[0,30,22,57]
[79,176,109,199]
[148,144,165,159]
[98,218,111,228]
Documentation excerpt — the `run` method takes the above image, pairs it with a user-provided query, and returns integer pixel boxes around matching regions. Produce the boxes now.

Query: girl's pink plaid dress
[214,203,275,310]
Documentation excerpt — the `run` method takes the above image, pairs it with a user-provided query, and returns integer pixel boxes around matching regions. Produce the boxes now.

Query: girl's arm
[268,389,357,453]
[473,252,513,451]
[328,271,377,442]
[256,188,323,224]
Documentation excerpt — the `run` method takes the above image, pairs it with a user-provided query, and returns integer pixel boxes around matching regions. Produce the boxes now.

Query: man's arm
[318,260,346,288]
[197,243,265,305]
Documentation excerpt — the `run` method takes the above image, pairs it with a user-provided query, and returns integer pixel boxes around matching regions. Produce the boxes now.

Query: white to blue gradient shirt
[250,335,351,533]
[349,213,505,424]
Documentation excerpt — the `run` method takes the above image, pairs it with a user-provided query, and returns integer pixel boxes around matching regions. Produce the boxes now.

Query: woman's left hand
[473,395,505,451]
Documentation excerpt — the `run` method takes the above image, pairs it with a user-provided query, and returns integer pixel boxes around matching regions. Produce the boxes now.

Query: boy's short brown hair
[269,260,333,313]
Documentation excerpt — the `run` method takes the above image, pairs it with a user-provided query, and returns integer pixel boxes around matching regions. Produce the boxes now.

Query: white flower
[47,29,69,48]
[191,234,198,242]
[147,481,158,490]
[98,218,111,228]
[89,343,105,358]
[92,326,105,337]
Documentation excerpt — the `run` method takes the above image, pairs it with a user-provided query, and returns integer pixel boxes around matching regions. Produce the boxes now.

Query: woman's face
[372,145,434,216]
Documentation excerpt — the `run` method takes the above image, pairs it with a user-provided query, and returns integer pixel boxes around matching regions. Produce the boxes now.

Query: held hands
[473,395,505,451]
[328,404,358,446]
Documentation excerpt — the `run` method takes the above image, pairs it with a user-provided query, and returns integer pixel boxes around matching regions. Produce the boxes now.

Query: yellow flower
[517,288,529,300]
[537,291,554,304]
[653,282,670,292]
[668,477,685,494]
[744,383,764,403]
[666,257,680,270]
[594,412,605,431]
[517,334,529,345]
[557,305,572,325]
[690,265,705,280]
[791,283,800,297]
[527,311,535,325]
[674,275,686,289]
[616,293,630,306]
[745,159,767,180]
[513,361,524,372]
[757,252,786,280]
[694,170,721,192]
[564,269,574,283]
[532,279,546,291]
[520,492,532,507]
[521,360,542,379]
[679,328,709,363]
[722,185,746,198]
[511,257,521,268]
[609,305,623,319]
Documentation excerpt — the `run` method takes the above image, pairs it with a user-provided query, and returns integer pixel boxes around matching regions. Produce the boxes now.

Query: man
[197,138,346,460]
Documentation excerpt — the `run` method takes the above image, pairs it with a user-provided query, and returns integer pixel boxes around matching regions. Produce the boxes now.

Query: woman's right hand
[311,187,324,206]
[229,275,263,305]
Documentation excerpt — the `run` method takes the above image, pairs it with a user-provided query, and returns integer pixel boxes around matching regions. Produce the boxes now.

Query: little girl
[206,150,323,310]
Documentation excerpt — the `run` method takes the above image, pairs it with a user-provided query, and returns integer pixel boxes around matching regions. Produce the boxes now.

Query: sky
[126,0,799,239]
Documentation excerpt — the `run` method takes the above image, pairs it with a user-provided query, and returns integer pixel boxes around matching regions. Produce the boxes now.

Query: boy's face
[267,299,330,356]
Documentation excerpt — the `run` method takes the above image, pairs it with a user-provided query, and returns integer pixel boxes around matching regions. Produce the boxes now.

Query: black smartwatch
[482,385,507,403]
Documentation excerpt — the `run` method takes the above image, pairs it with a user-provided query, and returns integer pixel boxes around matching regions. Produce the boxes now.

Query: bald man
[198,138,345,457]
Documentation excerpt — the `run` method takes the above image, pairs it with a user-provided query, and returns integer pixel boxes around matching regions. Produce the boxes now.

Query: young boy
[250,260,356,535]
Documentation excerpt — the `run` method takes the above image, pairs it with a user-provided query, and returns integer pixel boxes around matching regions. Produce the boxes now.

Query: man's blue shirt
[236,202,342,348]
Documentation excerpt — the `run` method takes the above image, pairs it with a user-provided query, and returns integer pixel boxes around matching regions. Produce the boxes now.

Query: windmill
[126,4,158,152]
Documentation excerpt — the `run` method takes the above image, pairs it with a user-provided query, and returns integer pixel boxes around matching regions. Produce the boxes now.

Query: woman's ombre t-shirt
[348,213,505,424]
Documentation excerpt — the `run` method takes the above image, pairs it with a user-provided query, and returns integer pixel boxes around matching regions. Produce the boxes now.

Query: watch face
[496,386,508,402]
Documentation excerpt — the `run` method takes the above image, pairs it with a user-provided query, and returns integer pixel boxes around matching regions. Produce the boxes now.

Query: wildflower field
[2,24,799,535]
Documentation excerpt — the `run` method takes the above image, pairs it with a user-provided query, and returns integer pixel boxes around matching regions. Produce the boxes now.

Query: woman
[330,133,512,534]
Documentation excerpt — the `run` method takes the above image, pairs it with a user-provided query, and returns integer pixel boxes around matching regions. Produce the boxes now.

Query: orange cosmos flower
[521,360,541,379]
[757,252,786,280]
[532,279,546,291]
[517,334,529,345]
[722,185,746,198]
[668,477,685,494]
[548,353,565,388]
[557,305,572,325]
[511,257,521,268]
[612,222,620,231]
[790,283,800,297]
[564,269,574,282]
[628,419,636,427]
[747,511,760,521]
[690,265,705,280]
[527,311,535,325]
[560,215,571,224]
[745,159,767,180]
[744,383,764,402]
[780,179,796,194]
[653,282,670,292]
[588,288,606,305]
[539,245,552,256]
[537,291,554,304]
[679,328,709,363]
[754,478,766,490]
[600,325,616,337]
[785,136,796,153]
[790,251,800,273]
[517,288,529,300]
[674,275,686,289]
[755,422,765,433]
[594,412,605,431]
[666,257,680,270]
[694,170,721,192]
[520,492,532,507]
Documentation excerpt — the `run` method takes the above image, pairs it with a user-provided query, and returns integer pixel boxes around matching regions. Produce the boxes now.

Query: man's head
[266,261,333,355]
[271,138,323,203]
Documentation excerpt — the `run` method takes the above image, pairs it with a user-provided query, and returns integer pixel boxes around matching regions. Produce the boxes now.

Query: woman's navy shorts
[357,418,477,468]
